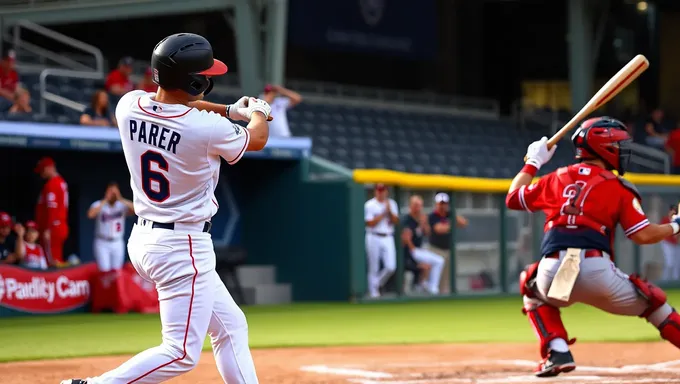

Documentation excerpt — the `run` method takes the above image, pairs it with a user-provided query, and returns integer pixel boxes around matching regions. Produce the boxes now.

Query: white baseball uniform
[365,197,398,297]
[265,96,291,137]
[87,90,258,384]
[90,200,127,272]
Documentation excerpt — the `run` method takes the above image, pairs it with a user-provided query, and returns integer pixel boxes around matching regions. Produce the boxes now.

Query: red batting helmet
[571,116,632,175]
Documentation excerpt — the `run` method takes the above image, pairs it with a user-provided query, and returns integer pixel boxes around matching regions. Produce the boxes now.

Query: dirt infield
[3,342,680,383]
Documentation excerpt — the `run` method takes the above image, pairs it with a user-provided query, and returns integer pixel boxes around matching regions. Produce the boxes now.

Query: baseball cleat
[60,380,88,384]
[534,350,576,378]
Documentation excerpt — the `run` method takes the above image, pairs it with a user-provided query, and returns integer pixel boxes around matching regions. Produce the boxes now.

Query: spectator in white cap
[426,192,468,294]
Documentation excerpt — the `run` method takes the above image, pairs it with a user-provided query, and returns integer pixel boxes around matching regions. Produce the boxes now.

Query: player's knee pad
[659,310,680,349]
[629,274,668,318]
[524,304,576,358]
[519,262,540,298]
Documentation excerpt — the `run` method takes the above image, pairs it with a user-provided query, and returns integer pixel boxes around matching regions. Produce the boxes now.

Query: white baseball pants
[89,221,258,383]
[365,232,396,297]
[411,247,445,294]
[93,238,125,272]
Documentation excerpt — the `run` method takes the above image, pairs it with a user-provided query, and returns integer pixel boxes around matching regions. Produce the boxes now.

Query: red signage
[0,263,97,313]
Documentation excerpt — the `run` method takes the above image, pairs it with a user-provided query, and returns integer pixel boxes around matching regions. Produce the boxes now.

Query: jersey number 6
[141,150,170,202]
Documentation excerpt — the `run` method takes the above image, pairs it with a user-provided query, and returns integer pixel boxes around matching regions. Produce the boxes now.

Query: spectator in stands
[80,90,116,127]
[426,192,468,294]
[644,107,670,149]
[8,87,32,114]
[21,221,47,270]
[261,84,302,137]
[0,50,18,107]
[137,67,157,93]
[664,122,680,174]
[660,205,680,281]
[401,195,445,295]
[0,212,24,265]
[105,56,134,96]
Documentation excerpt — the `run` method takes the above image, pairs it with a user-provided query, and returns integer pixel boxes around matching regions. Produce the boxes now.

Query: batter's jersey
[22,243,47,269]
[115,90,250,223]
[364,198,398,235]
[91,200,128,240]
[507,163,649,258]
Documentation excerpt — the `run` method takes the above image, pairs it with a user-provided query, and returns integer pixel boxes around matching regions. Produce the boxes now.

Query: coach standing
[365,183,399,298]
[426,193,468,294]
[35,157,69,267]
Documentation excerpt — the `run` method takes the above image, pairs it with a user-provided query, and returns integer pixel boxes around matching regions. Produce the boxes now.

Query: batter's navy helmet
[571,116,632,175]
[151,33,228,96]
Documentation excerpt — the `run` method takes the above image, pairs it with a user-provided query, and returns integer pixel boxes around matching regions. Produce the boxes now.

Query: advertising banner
[0,263,97,315]
[288,0,438,59]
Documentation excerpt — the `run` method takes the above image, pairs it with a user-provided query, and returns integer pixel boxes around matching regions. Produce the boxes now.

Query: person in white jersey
[260,84,302,137]
[364,183,399,298]
[87,182,134,272]
[62,33,271,384]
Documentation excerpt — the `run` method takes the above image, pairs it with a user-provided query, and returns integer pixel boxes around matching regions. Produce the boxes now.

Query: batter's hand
[238,97,272,121]
[226,96,250,122]
[525,136,557,169]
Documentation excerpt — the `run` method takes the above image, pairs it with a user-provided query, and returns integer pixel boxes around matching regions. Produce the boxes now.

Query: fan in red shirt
[665,124,680,174]
[0,50,18,101]
[21,221,48,270]
[34,157,69,267]
[506,117,680,378]
[136,67,157,93]
[105,56,134,96]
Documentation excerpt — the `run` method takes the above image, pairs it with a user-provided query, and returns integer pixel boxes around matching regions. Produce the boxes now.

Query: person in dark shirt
[80,89,117,127]
[644,108,669,149]
[401,195,444,295]
[0,212,25,265]
[426,192,468,294]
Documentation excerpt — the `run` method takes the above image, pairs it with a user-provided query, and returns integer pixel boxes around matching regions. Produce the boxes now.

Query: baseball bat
[524,54,649,161]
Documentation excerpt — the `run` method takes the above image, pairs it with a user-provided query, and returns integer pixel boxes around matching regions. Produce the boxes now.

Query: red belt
[545,249,604,259]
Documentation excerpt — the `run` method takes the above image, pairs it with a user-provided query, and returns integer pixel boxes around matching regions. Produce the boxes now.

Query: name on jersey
[129,120,181,154]
[101,211,124,222]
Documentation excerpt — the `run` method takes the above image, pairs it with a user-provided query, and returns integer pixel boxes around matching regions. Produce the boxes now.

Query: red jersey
[0,67,18,92]
[22,242,47,269]
[506,164,649,259]
[105,69,133,93]
[36,175,69,231]
[660,216,678,244]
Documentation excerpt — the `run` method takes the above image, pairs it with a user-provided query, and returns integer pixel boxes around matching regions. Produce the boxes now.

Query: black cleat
[60,380,88,384]
[535,350,576,378]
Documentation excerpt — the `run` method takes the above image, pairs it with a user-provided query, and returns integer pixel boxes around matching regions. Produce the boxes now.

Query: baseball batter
[365,183,399,298]
[62,33,271,384]
[508,117,680,378]
[87,182,134,272]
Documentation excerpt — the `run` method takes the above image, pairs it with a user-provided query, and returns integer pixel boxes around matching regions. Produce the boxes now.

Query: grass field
[2,291,678,363]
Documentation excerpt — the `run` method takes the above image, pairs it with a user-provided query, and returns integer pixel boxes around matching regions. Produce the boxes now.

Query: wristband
[521,164,539,177]
[671,222,680,235]
[226,104,231,118]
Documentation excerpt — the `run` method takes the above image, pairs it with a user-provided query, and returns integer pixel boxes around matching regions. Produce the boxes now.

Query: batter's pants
[524,250,672,328]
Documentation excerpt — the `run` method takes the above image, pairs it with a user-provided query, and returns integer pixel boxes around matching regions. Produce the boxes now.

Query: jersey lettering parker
[116,90,250,223]
[507,163,649,259]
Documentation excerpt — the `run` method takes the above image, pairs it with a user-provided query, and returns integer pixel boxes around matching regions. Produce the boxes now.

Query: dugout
[0,133,361,302]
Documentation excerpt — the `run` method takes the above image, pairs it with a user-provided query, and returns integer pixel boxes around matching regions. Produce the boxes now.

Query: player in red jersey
[34,157,69,266]
[506,117,680,378]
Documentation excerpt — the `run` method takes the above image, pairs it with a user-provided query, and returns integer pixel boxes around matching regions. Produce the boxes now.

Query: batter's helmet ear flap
[204,78,214,96]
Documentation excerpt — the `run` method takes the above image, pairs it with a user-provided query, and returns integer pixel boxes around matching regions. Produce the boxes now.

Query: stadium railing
[351,169,680,300]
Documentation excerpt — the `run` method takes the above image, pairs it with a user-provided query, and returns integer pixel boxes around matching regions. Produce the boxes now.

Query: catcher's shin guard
[659,311,680,348]
[523,304,576,358]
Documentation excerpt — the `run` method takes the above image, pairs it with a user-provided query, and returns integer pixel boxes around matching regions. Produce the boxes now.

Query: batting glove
[671,214,680,235]
[525,136,557,169]
[237,97,271,120]
[226,96,249,121]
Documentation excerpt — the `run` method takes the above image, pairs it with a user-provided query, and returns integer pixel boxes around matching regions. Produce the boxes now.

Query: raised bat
[525,54,649,161]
